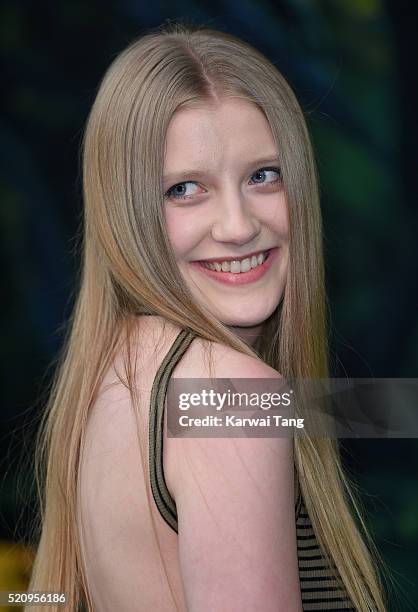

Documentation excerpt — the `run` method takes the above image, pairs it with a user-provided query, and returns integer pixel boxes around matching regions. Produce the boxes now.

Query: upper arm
[168,343,302,611]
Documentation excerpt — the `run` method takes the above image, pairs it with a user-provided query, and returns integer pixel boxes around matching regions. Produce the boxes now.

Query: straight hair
[25,22,390,611]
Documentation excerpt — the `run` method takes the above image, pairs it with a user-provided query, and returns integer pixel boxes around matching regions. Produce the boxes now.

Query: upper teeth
[202,252,267,273]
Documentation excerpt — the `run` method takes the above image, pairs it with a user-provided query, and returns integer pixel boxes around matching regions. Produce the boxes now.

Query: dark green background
[0,1,417,609]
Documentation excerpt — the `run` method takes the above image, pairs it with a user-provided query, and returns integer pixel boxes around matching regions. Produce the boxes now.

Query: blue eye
[165,182,201,200]
[164,166,282,201]
[249,167,282,185]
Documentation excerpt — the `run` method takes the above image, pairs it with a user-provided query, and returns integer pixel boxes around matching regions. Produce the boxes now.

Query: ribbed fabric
[149,329,195,532]
[148,328,356,611]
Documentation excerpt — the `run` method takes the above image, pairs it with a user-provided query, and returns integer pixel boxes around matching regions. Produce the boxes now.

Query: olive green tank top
[149,328,356,611]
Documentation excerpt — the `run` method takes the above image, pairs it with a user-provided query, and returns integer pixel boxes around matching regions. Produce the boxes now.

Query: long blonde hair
[26,22,390,611]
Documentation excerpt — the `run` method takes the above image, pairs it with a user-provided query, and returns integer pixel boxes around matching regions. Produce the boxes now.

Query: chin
[188,283,283,327]
[217,306,278,328]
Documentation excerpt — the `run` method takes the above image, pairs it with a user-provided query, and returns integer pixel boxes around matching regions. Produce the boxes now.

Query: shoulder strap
[149,328,195,533]
[148,327,303,533]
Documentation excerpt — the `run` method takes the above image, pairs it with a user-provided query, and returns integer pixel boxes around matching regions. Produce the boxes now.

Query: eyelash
[164,166,282,201]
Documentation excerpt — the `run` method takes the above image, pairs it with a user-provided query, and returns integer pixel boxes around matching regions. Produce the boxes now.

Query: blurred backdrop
[0,0,417,610]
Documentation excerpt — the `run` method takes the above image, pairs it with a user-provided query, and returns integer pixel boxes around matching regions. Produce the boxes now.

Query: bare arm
[167,342,303,612]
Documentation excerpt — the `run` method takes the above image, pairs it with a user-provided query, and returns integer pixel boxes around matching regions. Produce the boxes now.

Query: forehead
[164,97,277,171]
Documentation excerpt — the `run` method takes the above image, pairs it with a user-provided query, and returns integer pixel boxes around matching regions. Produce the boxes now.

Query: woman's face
[163,97,289,328]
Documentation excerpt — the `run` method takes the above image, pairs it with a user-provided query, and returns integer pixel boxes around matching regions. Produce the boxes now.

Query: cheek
[164,208,207,257]
[258,195,289,238]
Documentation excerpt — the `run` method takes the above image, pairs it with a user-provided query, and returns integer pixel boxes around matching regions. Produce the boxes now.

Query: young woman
[26,22,388,611]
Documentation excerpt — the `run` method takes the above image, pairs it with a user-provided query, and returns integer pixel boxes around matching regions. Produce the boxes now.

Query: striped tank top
[149,328,356,611]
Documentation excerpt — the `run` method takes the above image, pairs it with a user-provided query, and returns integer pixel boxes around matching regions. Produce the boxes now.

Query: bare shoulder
[165,332,301,610]
[80,315,184,462]
[80,316,283,500]
[171,331,282,379]
[77,317,301,609]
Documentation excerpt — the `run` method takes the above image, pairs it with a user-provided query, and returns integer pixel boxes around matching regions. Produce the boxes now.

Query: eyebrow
[163,156,281,184]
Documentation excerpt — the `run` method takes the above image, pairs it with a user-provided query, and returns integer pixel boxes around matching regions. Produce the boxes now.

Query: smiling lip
[195,248,269,264]
[190,247,279,286]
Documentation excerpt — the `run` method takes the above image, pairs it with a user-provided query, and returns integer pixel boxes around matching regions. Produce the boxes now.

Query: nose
[210,188,261,245]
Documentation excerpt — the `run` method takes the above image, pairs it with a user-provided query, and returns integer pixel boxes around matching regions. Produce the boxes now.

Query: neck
[228,323,263,347]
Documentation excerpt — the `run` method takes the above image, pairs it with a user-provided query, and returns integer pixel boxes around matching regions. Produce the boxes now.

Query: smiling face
[163,97,289,329]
